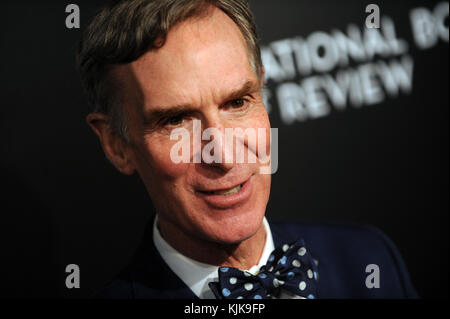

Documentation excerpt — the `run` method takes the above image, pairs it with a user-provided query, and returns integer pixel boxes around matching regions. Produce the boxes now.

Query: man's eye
[164,115,185,126]
[229,98,247,109]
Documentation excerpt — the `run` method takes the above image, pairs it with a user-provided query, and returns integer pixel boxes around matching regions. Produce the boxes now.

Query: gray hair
[77,0,262,141]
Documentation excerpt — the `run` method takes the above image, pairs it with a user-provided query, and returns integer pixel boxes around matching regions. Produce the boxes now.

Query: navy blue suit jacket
[95,218,418,299]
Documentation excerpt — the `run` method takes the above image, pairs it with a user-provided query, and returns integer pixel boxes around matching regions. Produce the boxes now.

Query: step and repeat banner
[0,1,448,298]
[254,0,448,299]
[259,2,448,124]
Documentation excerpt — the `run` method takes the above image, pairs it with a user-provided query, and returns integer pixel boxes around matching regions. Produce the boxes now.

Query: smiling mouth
[201,184,243,196]
[195,176,253,208]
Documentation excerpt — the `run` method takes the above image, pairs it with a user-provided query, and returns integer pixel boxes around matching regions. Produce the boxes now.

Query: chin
[199,206,266,245]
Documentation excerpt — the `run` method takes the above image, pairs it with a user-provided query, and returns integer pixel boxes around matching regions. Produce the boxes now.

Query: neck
[157,216,267,270]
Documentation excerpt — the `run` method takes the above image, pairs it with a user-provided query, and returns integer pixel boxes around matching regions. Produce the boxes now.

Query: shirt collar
[153,216,275,299]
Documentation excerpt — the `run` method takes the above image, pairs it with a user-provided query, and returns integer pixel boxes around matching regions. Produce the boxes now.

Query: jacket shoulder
[92,272,135,299]
[270,221,418,298]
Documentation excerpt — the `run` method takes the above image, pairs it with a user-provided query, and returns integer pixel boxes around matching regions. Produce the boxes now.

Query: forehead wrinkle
[159,7,250,74]
[127,7,257,118]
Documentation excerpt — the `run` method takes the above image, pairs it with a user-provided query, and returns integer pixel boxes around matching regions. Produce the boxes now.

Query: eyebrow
[143,105,193,126]
[224,79,260,104]
[143,79,260,125]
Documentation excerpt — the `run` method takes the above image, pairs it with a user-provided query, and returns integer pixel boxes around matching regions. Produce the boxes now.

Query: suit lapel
[129,216,198,299]
[269,221,297,248]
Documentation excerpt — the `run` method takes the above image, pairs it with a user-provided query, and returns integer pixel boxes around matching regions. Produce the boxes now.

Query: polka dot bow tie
[208,238,319,299]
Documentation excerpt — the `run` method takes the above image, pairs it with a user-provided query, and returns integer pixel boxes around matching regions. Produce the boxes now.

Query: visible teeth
[211,184,242,196]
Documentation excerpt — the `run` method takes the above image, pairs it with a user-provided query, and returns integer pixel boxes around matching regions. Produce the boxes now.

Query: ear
[87,113,135,175]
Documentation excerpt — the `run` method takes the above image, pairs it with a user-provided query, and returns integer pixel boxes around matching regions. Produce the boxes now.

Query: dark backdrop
[0,0,448,298]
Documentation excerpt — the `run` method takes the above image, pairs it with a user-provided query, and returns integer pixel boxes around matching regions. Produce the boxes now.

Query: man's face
[113,7,271,245]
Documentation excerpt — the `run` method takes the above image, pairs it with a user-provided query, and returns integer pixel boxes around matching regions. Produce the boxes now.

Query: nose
[200,117,235,173]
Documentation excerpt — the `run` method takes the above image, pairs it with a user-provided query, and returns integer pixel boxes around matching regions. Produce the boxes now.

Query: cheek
[243,110,271,157]
[138,137,190,183]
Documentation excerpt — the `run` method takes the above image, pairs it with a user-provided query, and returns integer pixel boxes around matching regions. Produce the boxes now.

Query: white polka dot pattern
[208,238,319,299]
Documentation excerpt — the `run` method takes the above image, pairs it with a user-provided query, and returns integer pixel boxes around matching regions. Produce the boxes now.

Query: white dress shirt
[153,216,303,299]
